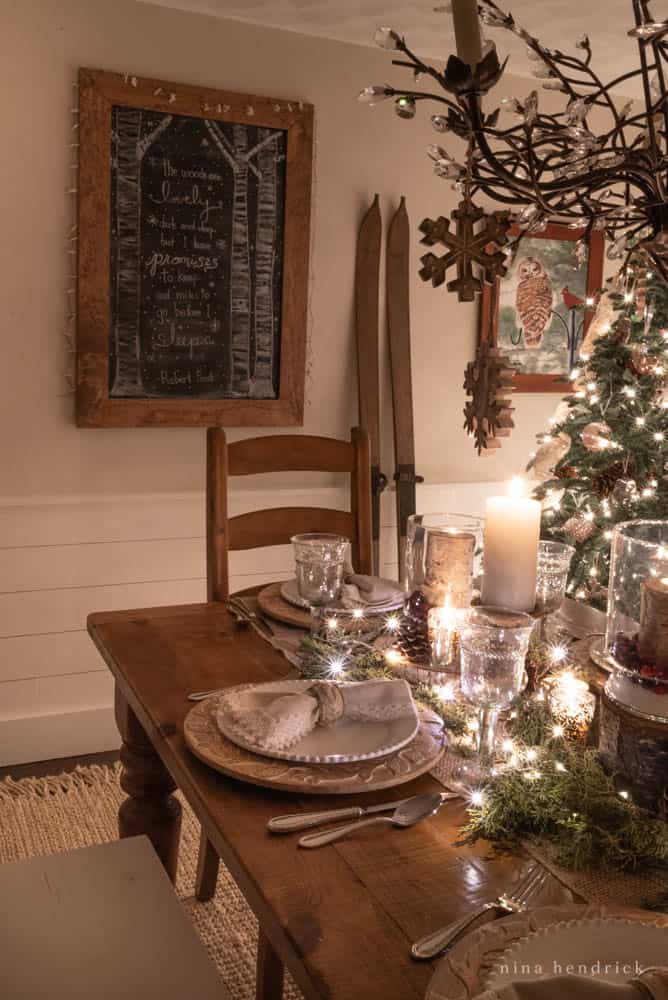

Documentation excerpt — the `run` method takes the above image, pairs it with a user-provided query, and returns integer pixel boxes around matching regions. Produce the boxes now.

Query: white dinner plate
[485,917,668,992]
[280,578,405,614]
[215,679,420,764]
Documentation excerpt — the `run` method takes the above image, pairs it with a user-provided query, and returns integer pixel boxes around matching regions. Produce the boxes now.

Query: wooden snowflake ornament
[463,343,516,455]
[419,201,511,302]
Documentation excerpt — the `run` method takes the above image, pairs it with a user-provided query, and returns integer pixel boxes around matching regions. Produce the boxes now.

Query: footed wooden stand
[599,690,668,816]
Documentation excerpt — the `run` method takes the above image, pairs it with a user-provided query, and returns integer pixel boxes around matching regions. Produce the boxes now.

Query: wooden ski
[387,197,422,578]
[355,194,386,574]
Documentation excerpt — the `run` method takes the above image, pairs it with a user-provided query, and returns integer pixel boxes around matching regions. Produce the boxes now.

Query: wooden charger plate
[184,695,446,794]
[257,582,312,629]
[426,904,668,999]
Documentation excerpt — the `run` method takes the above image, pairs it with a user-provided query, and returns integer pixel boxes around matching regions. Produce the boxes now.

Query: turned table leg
[115,686,182,883]
[256,930,285,1000]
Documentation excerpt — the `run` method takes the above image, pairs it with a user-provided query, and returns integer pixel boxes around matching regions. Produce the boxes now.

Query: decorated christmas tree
[531,260,668,608]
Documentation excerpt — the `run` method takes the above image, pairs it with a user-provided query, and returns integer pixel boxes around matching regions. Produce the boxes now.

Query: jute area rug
[0,763,302,1000]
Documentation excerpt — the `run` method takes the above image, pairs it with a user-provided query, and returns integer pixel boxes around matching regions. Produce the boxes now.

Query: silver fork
[227,599,273,639]
[410,865,548,961]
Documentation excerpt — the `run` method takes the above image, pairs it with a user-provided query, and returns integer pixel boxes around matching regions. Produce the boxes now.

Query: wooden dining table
[88,600,561,1000]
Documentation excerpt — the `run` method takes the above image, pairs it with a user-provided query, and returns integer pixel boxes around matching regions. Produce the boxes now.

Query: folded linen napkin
[477,969,668,1000]
[340,573,405,610]
[217,679,416,752]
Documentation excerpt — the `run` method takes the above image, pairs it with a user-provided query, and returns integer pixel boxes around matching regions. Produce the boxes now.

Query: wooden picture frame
[77,69,313,427]
[478,224,604,393]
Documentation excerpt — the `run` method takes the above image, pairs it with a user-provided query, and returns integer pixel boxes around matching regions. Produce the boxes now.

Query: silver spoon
[298,792,445,849]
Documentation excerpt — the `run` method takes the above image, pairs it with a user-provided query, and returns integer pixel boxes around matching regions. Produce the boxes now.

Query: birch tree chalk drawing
[77,70,313,427]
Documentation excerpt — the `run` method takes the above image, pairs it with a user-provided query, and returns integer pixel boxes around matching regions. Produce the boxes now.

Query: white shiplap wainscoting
[0,483,502,766]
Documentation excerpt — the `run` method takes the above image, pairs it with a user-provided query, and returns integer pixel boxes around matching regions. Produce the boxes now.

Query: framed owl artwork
[478,224,604,392]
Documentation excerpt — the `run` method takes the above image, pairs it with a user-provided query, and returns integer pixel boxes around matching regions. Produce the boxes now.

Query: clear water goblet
[459,606,535,771]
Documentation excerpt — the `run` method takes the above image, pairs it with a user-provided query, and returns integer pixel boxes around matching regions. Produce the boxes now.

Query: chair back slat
[228,508,356,552]
[206,427,372,601]
[228,435,355,476]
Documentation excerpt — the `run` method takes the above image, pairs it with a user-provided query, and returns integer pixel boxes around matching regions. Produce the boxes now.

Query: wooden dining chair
[195,426,373,901]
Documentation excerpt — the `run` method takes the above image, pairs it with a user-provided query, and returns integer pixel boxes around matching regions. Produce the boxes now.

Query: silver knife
[267,791,460,834]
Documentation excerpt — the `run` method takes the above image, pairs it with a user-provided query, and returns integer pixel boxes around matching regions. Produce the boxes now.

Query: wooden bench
[0,835,227,999]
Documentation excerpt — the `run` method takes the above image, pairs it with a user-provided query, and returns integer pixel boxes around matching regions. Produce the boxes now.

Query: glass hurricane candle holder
[605,520,668,721]
[291,533,348,608]
[399,514,482,669]
[459,606,535,770]
[405,514,482,605]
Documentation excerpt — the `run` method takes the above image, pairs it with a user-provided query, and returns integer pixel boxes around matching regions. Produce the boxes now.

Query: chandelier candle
[482,478,541,613]
[451,0,483,67]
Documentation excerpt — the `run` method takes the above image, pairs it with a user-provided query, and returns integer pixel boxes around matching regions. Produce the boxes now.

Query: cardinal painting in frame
[479,224,604,392]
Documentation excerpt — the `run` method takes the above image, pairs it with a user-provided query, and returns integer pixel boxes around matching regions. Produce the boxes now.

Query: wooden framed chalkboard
[76,69,313,427]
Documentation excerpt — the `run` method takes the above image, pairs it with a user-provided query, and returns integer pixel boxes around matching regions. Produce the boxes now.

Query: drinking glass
[459,607,535,767]
[291,533,348,609]
[534,541,575,617]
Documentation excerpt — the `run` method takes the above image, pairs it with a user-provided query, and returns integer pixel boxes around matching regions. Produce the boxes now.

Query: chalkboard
[109,106,287,400]
[77,70,313,427]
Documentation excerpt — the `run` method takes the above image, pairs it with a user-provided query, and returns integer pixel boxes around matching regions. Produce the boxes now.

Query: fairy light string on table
[295,606,668,872]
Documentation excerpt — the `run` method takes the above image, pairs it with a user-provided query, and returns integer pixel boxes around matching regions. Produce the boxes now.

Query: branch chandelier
[359,0,668,300]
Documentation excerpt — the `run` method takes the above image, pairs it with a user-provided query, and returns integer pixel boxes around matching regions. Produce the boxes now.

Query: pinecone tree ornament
[612,478,638,508]
[563,514,596,543]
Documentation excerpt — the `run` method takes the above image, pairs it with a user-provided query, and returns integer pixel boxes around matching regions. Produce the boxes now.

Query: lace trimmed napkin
[477,969,668,1000]
[216,679,416,752]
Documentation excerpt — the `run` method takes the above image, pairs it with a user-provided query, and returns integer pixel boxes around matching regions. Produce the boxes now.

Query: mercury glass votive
[428,601,461,672]
[534,541,575,616]
[291,533,348,608]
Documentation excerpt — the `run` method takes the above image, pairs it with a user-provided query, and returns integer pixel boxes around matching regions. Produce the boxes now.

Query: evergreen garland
[532,260,668,608]
[295,626,666,873]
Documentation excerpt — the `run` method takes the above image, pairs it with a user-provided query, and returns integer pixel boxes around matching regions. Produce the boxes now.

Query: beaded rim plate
[426,905,668,1000]
[485,916,668,992]
[184,696,446,794]
[205,680,420,764]
[280,577,405,614]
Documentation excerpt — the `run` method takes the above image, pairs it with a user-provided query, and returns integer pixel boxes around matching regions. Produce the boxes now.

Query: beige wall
[0,0,563,500]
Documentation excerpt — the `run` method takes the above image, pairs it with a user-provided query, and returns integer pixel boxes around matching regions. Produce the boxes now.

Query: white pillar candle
[451,0,483,67]
[482,478,540,613]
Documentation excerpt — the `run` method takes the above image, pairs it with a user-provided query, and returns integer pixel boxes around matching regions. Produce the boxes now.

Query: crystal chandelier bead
[628,22,668,40]
[373,26,400,50]
[427,143,451,161]
[566,97,589,124]
[543,81,567,91]
[395,96,416,119]
[479,8,506,27]
[575,33,590,49]
[516,204,540,225]
[431,114,449,132]
[531,64,554,79]
[433,159,464,179]
[607,235,628,260]
[501,97,522,114]
[357,85,393,105]
[524,90,539,125]
[573,241,588,265]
